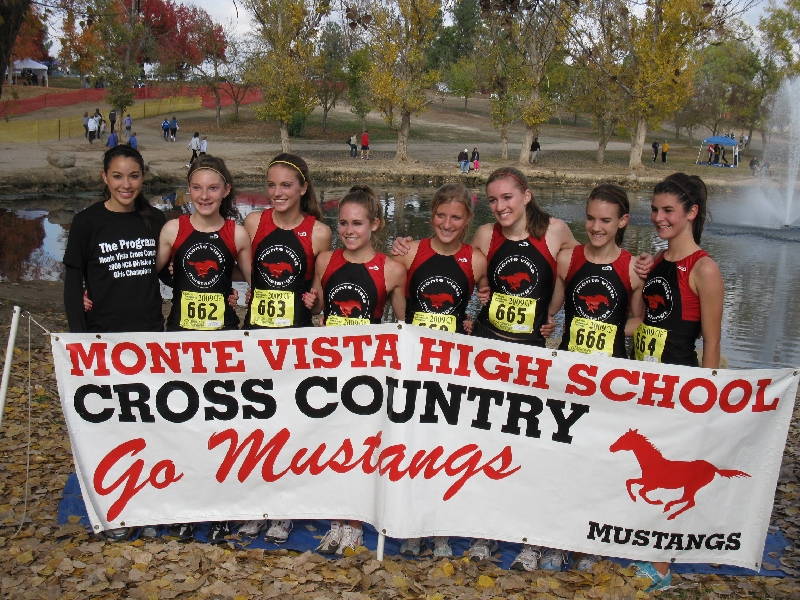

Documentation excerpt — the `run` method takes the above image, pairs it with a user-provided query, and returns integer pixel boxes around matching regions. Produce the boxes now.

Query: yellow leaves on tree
[367,0,441,162]
[245,0,328,152]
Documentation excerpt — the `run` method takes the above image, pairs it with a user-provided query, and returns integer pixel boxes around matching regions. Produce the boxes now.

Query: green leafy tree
[445,54,480,111]
[316,21,347,132]
[427,0,481,70]
[345,47,374,131]
[244,0,329,152]
[367,0,441,162]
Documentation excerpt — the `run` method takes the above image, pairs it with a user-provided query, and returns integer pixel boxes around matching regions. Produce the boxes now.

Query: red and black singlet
[559,245,632,358]
[476,223,556,345]
[405,238,474,332]
[245,209,316,328]
[634,249,708,366]
[166,215,239,331]
[321,249,387,325]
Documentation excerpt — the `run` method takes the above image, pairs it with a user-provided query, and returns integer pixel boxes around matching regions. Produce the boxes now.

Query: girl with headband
[156,155,251,543]
[304,185,406,556]
[237,153,331,544]
[157,155,251,334]
[626,173,724,591]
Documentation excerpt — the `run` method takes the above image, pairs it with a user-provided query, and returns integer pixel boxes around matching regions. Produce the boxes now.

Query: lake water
[2,184,799,370]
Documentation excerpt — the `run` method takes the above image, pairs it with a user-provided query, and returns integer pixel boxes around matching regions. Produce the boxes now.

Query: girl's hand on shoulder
[391,236,413,256]
[633,253,654,279]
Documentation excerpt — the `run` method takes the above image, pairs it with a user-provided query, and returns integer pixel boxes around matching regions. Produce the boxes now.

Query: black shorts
[361,145,369,151]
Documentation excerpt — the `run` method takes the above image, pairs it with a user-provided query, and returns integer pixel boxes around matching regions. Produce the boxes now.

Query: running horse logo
[610,429,750,520]
[187,259,219,278]
[334,299,362,317]
[643,293,667,311]
[498,272,531,291]
[262,261,293,278]
[423,292,455,309]
[579,293,610,313]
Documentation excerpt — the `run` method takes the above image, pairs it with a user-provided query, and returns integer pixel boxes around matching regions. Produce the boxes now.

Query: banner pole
[0,306,22,430]
[376,530,386,561]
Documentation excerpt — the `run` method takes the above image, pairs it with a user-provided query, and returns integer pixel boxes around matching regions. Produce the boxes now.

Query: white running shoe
[264,519,292,544]
[316,521,342,554]
[400,538,422,556]
[511,544,543,571]
[540,548,569,571]
[467,538,498,562]
[432,536,453,557]
[335,525,364,556]
[238,520,267,537]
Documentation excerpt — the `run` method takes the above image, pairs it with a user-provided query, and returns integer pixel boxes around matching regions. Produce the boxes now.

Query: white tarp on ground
[52,325,798,569]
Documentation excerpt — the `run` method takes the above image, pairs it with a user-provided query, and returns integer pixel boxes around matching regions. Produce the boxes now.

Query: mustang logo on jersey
[187,259,218,278]
[256,245,301,288]
[572,276,618,321]
[642,277,673,322]
[579,293,610,313]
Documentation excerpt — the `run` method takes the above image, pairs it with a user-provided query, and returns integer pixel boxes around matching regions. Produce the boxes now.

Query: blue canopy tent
[697,135,739,168]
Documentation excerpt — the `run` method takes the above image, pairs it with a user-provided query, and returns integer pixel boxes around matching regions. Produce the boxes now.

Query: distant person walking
[161,118,170,141]
[361,130,370,160]
[87,114,98,143]
[187,132,201,167]
[124,114,132,137]
[471,147,480,171]
[109,109,117,134]
[129,132,138,150]
[200,136,208,156]
[530,137,541,163]
[82,112,89,138]
[169,116,179,142]
[707,144,714,163]
[652,139,659,162]
[661,140,669,163]
[106,130,119,149]
[348,133,358,158]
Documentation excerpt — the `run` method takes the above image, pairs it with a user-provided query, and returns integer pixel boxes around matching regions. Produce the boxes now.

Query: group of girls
[65,146,723,588]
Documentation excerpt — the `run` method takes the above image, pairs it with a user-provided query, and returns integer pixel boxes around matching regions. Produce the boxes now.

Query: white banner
[52,325,798,569]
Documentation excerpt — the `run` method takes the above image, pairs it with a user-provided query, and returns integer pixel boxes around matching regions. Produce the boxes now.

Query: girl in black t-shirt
[157,155,252,333]
[63,145,166,542]
[63,145,165,334]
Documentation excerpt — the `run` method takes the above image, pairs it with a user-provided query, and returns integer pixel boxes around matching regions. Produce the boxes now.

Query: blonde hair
[430,183,473,241]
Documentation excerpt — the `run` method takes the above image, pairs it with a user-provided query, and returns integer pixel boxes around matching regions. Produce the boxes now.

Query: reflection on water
[1,185,799,369]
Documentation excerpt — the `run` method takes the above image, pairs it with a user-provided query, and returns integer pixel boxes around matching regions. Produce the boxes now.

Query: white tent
[9,58,48,86]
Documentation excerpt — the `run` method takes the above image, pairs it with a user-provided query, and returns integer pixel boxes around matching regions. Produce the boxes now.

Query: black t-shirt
[63,200,166,332]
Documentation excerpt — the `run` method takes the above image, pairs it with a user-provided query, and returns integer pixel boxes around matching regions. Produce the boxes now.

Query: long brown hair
[102,145,158,233]
[267,153,322,220]
[486,167,550,238]
[588,184,630,246]
[653,173,708,243]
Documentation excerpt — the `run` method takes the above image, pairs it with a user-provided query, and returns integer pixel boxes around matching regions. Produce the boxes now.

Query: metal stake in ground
[0,305,21,430]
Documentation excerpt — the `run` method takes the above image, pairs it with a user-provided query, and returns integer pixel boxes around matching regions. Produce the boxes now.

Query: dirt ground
[0,90,766,195]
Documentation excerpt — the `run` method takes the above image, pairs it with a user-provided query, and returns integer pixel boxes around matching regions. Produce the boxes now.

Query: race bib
[250,289,294,328]
[180,291,224,330]
[568,317,617,356]
[412,311,457,332]
[326,315,370,327]
[633,323,668,363]
[488,292,536,334]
